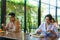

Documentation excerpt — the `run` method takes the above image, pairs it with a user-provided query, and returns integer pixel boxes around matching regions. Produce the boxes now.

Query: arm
[53,26,58,36]
[35,23,44,33]
[2,24,5,30]
[49,25,58,36]
[2,23,9,31]
[37,25,42,32]
[15,20,20,32]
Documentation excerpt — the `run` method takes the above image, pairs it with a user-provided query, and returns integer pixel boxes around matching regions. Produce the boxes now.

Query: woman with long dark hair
[35,14,58,40]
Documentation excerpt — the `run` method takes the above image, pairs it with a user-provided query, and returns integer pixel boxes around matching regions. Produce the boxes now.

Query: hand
[38,30,42,32]
[2,24,6,30]
[2,24,5,27]
[46,30,52,32]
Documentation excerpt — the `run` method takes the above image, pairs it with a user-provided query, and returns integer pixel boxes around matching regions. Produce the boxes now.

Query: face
[51,19,54,23]
[9,15,15,22]
[45,17,50,24]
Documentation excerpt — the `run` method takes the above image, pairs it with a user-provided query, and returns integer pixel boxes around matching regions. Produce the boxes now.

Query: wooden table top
[0,31,21,40]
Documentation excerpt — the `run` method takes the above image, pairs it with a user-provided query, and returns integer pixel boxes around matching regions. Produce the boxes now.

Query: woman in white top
[51,18,59,29]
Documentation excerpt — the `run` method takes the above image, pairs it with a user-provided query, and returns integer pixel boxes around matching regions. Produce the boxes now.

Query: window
[57,9,60,24]
[41,3,49,23]
[26,0,39,33]
[0,0,1,28]
[50,6,55,17]
[41,0,56,23]
[6,0,24,31]
[57,0,60,24]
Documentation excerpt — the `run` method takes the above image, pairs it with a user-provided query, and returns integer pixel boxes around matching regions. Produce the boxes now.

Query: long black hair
[45,14,52,22]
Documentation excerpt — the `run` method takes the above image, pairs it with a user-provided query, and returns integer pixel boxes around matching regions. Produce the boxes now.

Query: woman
[35,14,58,40]
[2,12,20,32]
[51,18,59,29]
